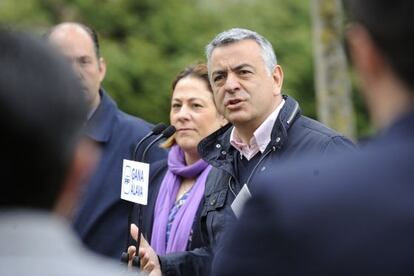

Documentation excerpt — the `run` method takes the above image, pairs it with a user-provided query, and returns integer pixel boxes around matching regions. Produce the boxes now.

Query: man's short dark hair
[344,0,414,92]
[0,29,88,209]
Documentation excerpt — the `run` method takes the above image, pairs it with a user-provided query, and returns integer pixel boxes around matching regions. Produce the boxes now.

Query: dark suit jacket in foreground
[215,110,414,276]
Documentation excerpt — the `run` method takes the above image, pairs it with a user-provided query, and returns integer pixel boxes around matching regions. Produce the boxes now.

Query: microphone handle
[141,133,164,163]
[123,130,154,262]
[129,135,163,267]
[131,132,153,161]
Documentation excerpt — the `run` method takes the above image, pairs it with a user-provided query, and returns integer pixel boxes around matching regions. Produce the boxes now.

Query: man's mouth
[225,98,243,108]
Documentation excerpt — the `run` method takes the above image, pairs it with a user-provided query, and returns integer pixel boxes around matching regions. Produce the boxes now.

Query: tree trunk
[311,0,356,139]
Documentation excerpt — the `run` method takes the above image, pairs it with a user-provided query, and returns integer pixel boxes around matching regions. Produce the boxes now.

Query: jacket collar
[83,89,117,143]
[198,95,301,170]
[269,95,300,150]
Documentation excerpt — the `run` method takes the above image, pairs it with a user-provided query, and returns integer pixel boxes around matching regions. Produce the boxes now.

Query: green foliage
[0,0,370,136]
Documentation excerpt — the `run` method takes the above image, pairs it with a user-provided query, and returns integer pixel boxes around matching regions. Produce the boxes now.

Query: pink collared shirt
[230,99,285,160]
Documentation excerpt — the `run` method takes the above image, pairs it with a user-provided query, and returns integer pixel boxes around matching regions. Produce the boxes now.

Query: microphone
[131,123,167,161]
[129,126,175,267]
[141,125,176,163]
[121,123,167,264]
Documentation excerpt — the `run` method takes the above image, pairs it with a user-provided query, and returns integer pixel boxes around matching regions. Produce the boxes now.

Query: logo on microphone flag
[121,159,149,205]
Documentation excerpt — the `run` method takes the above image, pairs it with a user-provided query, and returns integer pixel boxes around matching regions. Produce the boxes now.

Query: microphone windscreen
[162,125,176,138]
[152,123,167,135]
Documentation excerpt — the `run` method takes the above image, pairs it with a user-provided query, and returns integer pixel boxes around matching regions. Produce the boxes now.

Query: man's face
[209,39,283,135]
[48,24,106,110]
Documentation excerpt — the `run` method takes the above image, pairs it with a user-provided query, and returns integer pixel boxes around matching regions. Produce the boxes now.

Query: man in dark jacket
[200,28,355,272]
[46,22,166,259]
[135,28,354,275]
[214,1,414,275]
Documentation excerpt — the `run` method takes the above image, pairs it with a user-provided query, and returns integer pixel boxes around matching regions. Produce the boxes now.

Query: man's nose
[71,61,84,80]
[223,73,240,93]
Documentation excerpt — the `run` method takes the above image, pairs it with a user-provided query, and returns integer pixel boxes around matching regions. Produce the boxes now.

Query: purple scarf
[151,145,211,255]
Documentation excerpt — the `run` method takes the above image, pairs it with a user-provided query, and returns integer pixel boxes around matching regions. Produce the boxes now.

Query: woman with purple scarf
[128,64,227,275]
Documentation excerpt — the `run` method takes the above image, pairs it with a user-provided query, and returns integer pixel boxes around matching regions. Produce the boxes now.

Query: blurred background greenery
[0,0,371,138]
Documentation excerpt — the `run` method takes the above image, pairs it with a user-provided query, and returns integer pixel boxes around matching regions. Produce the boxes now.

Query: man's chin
[80,88,92,101]
[226,112,249,125]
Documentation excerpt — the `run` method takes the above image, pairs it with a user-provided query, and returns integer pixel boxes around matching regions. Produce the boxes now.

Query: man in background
[46,22,166,259]
[215,0,414,275]
[0,29,136,275]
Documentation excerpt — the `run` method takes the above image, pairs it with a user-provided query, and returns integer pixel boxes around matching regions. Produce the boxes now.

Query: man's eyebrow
[233,63,254,71]
[211,69,226,76]
[211,63,255,77]
[77,55,92,60]
[212,63,253,73]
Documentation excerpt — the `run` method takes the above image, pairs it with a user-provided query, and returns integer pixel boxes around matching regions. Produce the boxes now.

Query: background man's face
[49,24,106,110]
[209,39,283,132]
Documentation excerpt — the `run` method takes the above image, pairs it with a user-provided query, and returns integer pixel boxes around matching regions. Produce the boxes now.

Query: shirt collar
[230,99,285,160]
[87,104,99,120]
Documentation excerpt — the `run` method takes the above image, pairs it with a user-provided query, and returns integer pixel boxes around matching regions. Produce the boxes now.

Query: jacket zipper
[228,146,276,197]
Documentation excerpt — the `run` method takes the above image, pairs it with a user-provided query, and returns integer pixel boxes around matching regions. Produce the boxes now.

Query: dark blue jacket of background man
[156,95,355,275]
[73,89,167,259]
[215,110,414,276]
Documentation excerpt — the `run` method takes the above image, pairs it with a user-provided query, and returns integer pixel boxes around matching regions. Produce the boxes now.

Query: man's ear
[98,57,107,82]
[271,65,284,96]
[54,138,100,219]
[346,23,385,82]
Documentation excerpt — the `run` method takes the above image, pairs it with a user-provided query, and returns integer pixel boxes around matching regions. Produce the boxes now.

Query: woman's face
[170,76,225,155]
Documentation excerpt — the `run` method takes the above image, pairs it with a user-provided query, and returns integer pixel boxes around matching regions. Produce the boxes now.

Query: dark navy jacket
[158,95,355,275]
[215,110,414,276]
[73,89,167,259]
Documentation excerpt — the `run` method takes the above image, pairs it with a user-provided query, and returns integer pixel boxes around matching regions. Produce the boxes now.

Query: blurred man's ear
[346,23,385,84]
[346,23,413,129]
[54,138,100,219]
